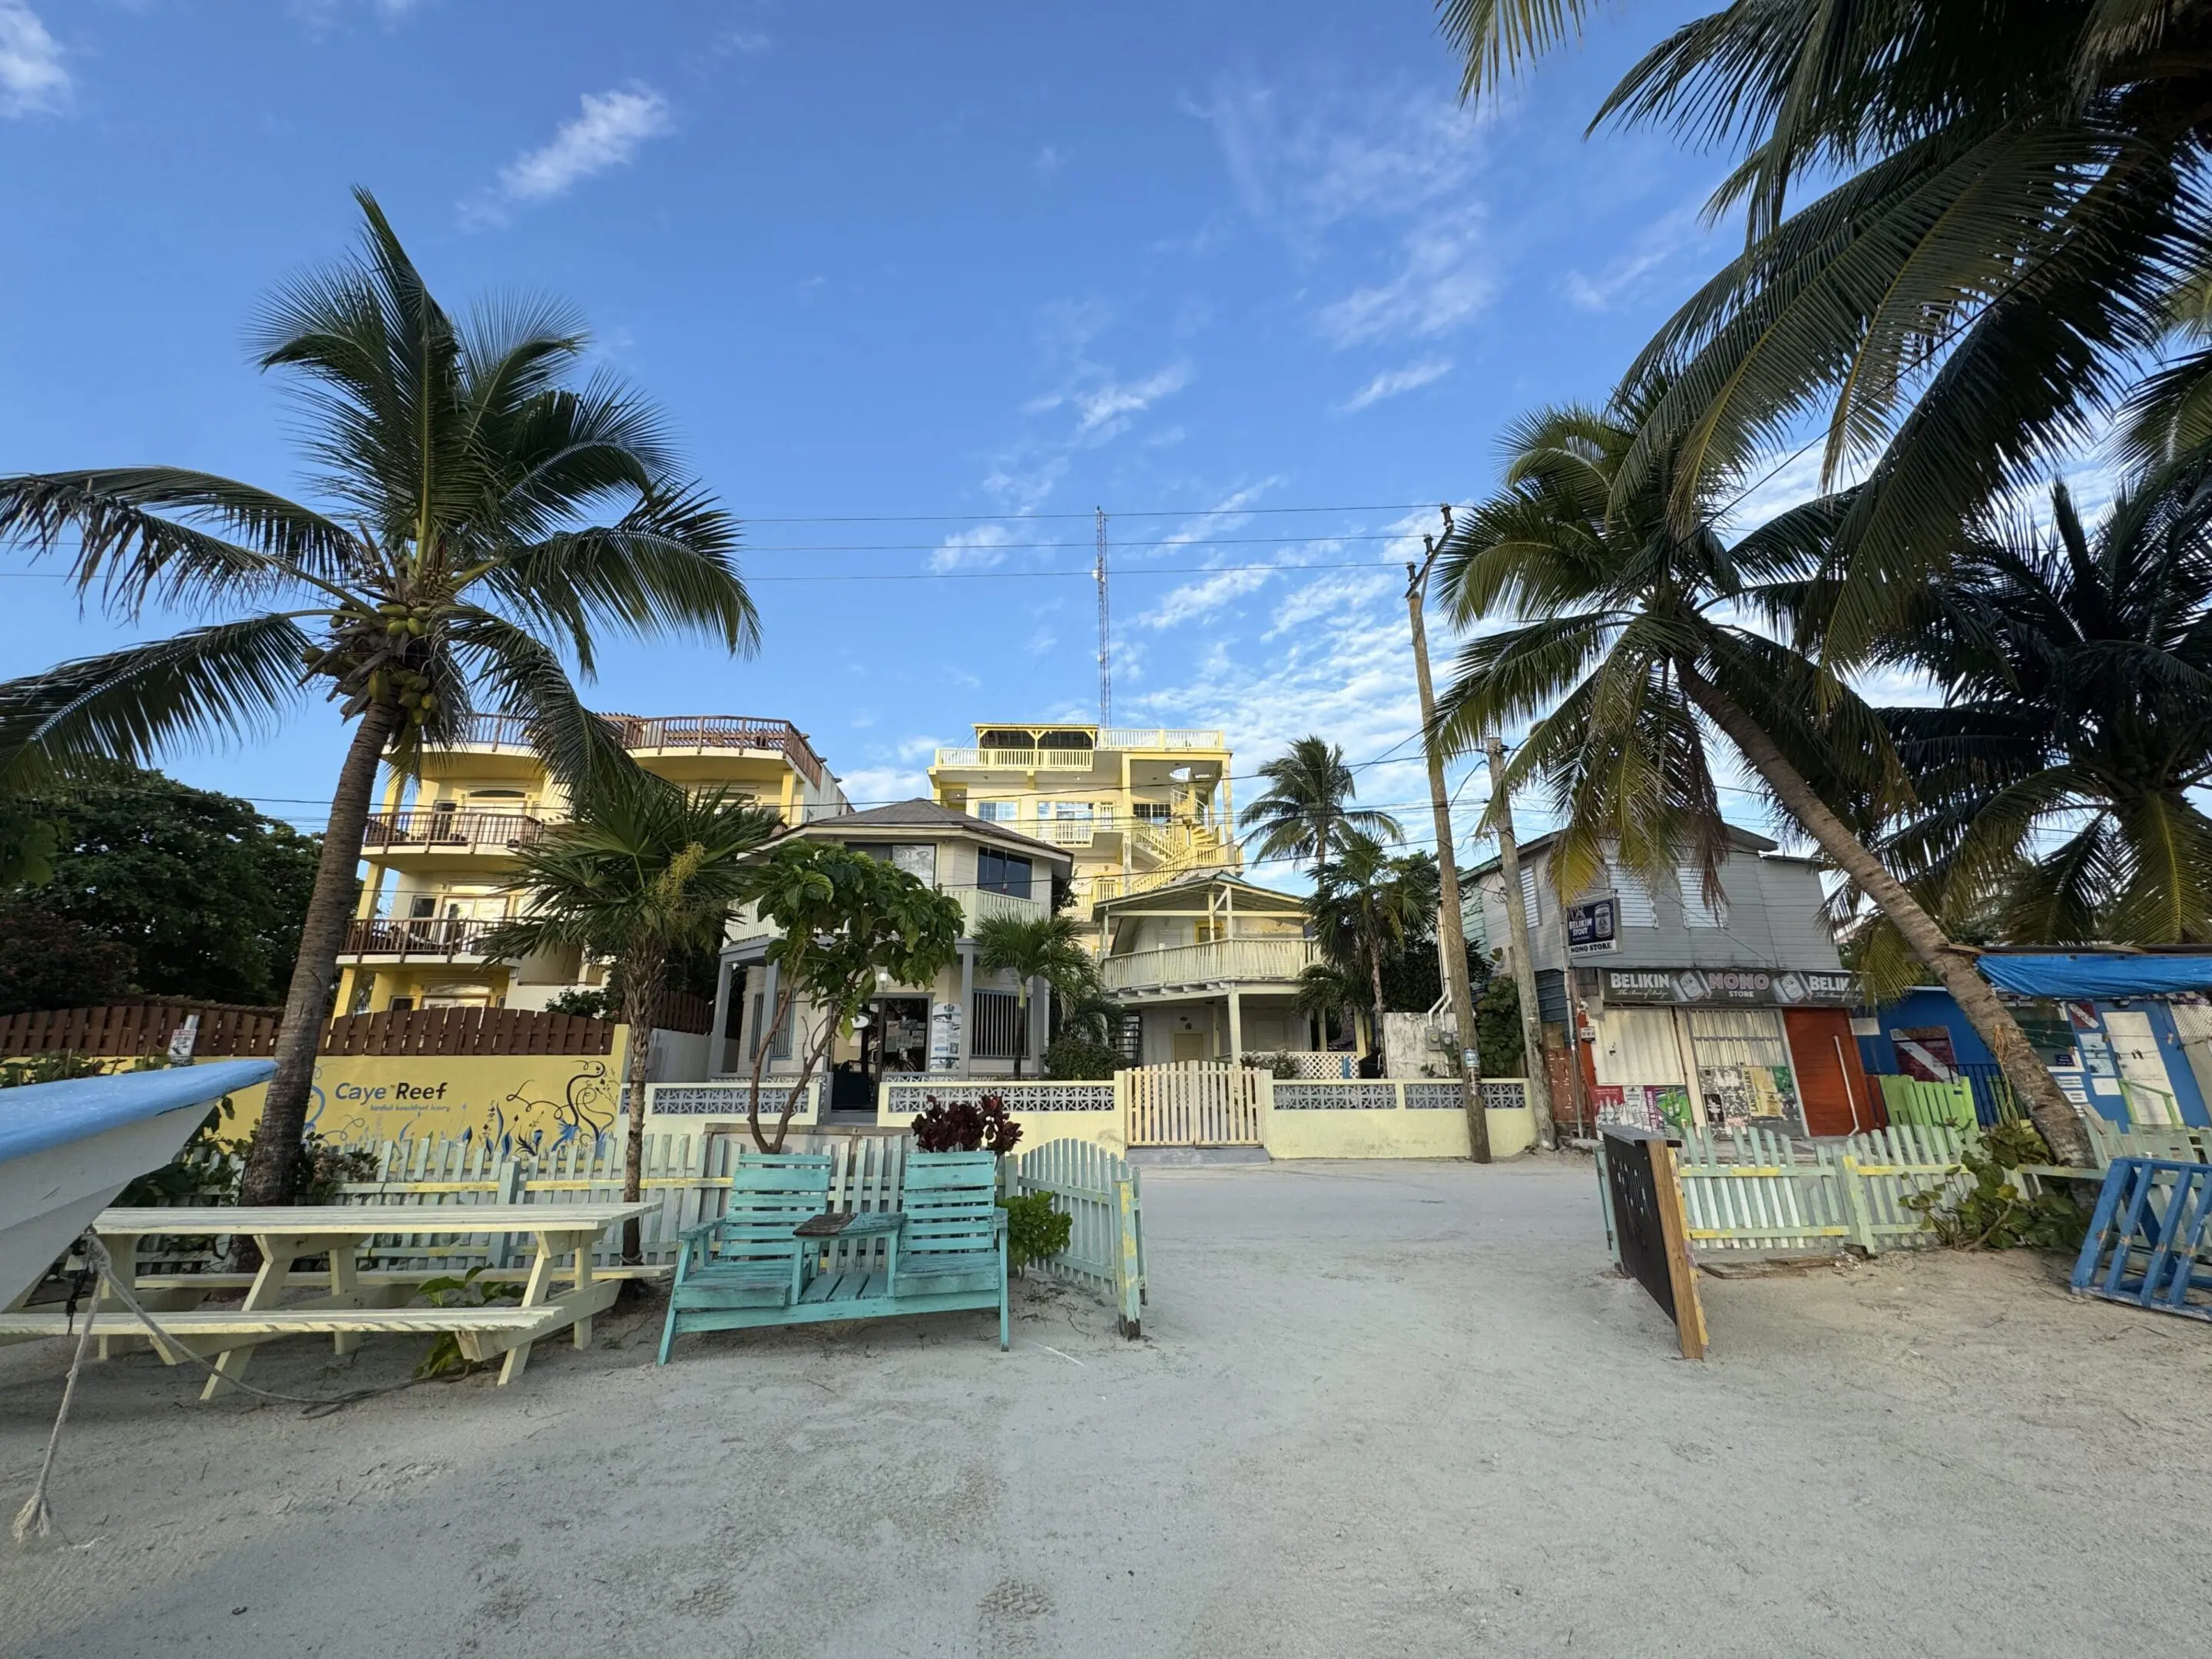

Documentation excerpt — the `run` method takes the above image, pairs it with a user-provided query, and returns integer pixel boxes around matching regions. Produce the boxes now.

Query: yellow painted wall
[1262,1103,1536,1161]
[216,1030,632,1152]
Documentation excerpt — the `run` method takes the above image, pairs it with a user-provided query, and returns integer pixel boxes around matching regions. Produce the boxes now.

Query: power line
[741,502,1439,525]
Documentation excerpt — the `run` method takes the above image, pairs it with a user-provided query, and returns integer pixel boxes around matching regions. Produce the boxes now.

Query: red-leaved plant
[910,1093,1022,1154]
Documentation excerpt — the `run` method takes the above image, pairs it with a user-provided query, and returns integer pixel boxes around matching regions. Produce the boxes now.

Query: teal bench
[658,1150,1008,1362]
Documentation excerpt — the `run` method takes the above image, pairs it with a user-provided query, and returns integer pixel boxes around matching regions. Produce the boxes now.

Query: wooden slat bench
[660,1150,1008,1361]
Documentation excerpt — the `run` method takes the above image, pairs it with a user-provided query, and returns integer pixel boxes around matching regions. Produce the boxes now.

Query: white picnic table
[84,1203,649,1396]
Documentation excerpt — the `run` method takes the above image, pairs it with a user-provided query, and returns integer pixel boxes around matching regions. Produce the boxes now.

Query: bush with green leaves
[1902,1122,2088,1252]
[1041,1035,1124,1080]
[413,1267,526,1378]
[998,1191,1072,1273]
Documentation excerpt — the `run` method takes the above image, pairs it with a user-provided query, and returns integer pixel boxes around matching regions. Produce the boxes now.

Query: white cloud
[1340,358,1452,412]
[0,2,68,118]
[1562,200,1713,313]
[1317,209,1495,346]
[715,28,770,55]
[1072,363,1193,438]
[930,524,1022,573]
[1032,144,1066,177]
[495,85,673,205]
[1263,567,1396,638]
[1138,565,1273,628]
[838,765,929,807]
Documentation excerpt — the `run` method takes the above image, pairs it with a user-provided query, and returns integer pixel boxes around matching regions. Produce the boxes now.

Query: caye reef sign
[1600,967,1858,1007]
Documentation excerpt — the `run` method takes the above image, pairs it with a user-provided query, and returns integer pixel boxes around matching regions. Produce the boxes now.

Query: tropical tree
[476,780,779,1262]
[1310,832,1432,1064]
[1293,957,1371,1055]
[739,841,962,1151]
[1430,397,2096,1162]
[972,912,1103,1078]
[0,191,757,1204]
[1438,0,2212,661]
[1239,736,1404,878]
[1856,469,2212,965]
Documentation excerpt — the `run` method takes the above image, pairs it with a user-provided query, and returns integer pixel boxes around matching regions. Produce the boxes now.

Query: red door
[1783,1008,1879,1136]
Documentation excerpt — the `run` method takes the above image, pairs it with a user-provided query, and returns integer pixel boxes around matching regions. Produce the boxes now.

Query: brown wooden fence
[0,1002,281,1059]
[0,1002,619,1058]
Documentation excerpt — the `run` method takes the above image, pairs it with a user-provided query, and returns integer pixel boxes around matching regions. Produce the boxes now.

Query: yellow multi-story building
[926,724,1240,950]
[336,714,846,1014]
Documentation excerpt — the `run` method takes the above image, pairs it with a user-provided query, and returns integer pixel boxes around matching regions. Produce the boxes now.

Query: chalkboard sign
[1599,1124,1708,1359]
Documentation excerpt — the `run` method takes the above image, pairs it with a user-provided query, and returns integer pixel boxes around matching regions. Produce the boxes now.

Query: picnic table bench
[0,1201,648,1395]
[659,1150,1008,1362]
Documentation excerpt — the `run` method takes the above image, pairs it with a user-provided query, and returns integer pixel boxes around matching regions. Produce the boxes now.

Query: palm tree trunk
[240,702,399,1207]
[620,958,664,1264]
[1679,665,2092,1164]
[1368,942,1388,1069]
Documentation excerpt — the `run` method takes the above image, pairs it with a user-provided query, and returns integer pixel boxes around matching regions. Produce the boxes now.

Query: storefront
[1582,965,1871,1136]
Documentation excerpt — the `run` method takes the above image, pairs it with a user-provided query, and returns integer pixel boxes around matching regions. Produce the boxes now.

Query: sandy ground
[2,1155,2207,1657]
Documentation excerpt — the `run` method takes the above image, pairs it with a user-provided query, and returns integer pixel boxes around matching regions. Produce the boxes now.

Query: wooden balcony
[1100,937,1314,993]
[340,917,502,961]
[447,714,826,787]
[362,810,548,855]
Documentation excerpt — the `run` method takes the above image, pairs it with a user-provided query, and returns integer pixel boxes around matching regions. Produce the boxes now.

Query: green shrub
[1902,1121,2088,1251]
[414,1267,526,1378]
[0,1051,112,1088]
[1041,1035,1125,1080]
[998,1191,1072,1273]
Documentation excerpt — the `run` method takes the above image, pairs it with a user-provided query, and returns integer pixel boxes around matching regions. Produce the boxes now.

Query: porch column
[1227,985,1244,1061]
[760,961,780,1080]
[709,955,735,1078]
[958,944,976,1078]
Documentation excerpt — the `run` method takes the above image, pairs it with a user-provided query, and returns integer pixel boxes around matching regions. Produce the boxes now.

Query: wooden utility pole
[1407,534,1489,1163]
[1486,733,1557,1150]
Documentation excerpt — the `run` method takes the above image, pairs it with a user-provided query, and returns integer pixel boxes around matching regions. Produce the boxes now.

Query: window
[1520,866,1541,927]
[748,991,793,1061]
[975,801,1018,823]
[1133,800,1173,823]
[889,843,937,886]
[1613,865,1658,928]
[977,847,1032,899]
[972,989,1027,1058]
[1676,863,1728,928]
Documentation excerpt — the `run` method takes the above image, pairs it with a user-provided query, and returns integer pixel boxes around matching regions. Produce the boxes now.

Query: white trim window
[1675,862,1728,929]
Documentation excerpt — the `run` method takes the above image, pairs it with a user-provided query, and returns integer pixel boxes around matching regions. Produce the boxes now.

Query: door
[1591,1008,1694,1131]
[2101,1009,2179,1126]
[1170,1031,1209,1063]
[1685,1008,1802,1130]
[1783,1008,1875,1137]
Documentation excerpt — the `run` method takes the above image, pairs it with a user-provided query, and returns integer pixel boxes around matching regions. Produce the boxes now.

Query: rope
[9,1235,425,1548]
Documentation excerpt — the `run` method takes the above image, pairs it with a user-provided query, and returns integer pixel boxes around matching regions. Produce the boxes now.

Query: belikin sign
[1598,967,1859,1008]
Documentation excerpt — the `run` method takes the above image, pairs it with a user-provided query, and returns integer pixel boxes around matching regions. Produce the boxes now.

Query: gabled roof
[803,798,1071,863]
[1091,872,1306,915]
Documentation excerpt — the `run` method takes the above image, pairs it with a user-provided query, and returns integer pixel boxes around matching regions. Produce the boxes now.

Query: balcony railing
[1099,936,1314,992]
[1096,727,1225,751]
[363,810,548,853]
[342,917,502,959]
[449,714,826,786]
[962,886,1050,933]
[1032,813,1120,846]
[933,730,1225,770]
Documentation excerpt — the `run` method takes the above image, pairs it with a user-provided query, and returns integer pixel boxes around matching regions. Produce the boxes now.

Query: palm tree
[1439,0,2212,661]
[1310,832,1430,1064]
[1239,736,1404,879]
[1293,957,1370,1055]
[478,781,778,1262]
[0,191,757,1204]
[1859,469,2212,962]
[1431,397,2096,1162]
[972,912,1100,1078]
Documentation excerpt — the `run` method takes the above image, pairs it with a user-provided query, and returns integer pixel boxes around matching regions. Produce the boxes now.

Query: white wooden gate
[1124,1061,1261,1146]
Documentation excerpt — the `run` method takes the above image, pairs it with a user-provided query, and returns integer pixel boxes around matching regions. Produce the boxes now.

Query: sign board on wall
[1598,967,1859,1007]
[1565,896,1618,955]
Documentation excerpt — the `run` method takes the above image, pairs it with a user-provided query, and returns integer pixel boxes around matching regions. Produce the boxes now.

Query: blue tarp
[1975,953,2212,999]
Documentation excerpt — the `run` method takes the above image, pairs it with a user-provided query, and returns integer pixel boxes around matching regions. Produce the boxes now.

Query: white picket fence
[1664,1124,1973,1255]
[1124,1061,1262,1146]
[124,1132,1146,1321]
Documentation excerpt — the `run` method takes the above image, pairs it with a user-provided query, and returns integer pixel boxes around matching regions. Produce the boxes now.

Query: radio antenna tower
[1094,506,1111,726]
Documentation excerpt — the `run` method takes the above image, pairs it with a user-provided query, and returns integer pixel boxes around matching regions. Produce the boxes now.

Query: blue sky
[0,0,1779,887]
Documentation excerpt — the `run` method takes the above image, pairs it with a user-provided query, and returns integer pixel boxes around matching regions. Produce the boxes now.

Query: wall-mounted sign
[1565,895,1618,955]
[1599,967,1859,1007]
